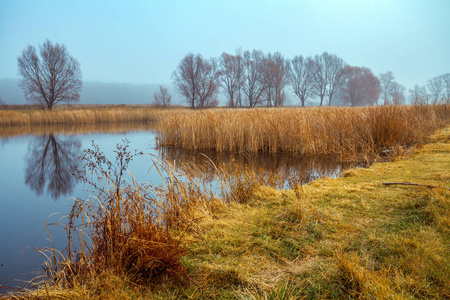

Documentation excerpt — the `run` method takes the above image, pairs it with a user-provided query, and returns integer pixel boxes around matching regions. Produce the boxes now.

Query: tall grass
[0,105,168,126]
[0,122,156,138]
[157,105,450,162]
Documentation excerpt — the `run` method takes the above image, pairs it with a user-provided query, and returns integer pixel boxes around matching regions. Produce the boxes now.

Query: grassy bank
[158,105,449,161]
[5,127,449,299]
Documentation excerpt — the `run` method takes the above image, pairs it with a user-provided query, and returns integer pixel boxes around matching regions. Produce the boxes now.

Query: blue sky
[1,0,449,91]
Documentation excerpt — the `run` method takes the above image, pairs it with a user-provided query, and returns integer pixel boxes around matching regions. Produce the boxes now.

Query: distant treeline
[0,79,181,105]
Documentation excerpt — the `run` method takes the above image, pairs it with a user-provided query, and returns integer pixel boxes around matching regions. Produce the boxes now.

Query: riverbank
[4,126,449,299]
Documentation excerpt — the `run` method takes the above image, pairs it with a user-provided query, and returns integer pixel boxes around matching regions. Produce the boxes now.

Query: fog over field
[0,79,183,105]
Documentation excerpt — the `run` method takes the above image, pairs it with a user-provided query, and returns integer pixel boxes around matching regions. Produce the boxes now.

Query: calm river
[0,124,344,293]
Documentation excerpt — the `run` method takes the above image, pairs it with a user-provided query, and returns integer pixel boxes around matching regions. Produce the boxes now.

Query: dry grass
[0,105,168,127]
[0,122,156,138]
[157,105,450,162]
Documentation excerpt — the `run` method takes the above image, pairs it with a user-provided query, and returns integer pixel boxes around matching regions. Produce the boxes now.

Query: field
[1,105,449,299]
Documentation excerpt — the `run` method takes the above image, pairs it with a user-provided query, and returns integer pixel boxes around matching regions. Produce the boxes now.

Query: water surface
[0,124,345,293]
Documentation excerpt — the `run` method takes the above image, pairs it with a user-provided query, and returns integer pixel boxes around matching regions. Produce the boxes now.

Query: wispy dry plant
[35,139,242,289]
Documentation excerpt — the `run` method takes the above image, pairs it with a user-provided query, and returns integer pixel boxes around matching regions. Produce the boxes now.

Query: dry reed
[157,105,450,162]
[0,106,167,127]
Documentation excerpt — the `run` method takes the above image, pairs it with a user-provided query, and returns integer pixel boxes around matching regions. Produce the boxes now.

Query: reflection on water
[25,134,81,199]
[160,147,348,188]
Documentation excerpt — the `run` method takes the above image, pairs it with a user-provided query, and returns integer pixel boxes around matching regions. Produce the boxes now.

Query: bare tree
[340,66,381,106]
[152,85,172,108]
[391,82,406,105]
[379,71,395,105]
[242,50,270,108]
[234,48,245,107]
[172,53,220,108]
[197,58,221,108]
[219,51,244,107]
[17,40,82,110]
[408,85,428,105]
[0,96,5,107]
[289,55,315,107]
[312,53,328,106]
[427,76,443,104]
[324,53,345,106]
[265,52,289,107]
[441,73,450,102]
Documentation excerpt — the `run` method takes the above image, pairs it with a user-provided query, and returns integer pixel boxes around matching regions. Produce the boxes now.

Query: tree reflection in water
[159,147,350,188]
[25,134,81,199]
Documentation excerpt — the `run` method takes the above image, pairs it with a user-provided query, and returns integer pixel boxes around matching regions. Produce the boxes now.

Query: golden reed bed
[0,106,164,126]
[157,105,449,160]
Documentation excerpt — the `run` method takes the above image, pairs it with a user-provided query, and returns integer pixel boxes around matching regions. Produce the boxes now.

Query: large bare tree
[18,40,82,110]
[172,53,220,108]
[324,53,345,106]
[340,66,381,106]
[219,51,244,108]
[265,52,289,107]
[242,50,270,108]
[289,55,315,107]
[312,53,328,106]
[152,85,172,108]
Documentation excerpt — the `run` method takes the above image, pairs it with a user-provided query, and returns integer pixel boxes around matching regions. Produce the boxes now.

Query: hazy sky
[1,0,449,92]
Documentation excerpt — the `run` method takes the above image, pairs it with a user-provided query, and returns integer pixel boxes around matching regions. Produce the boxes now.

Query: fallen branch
[382,182,450,191]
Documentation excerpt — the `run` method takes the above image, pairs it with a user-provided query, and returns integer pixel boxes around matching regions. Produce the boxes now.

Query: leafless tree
[17,40,82,110]
[427,76,443,104]
[172,53,221,108]
[242,50,270,108]
[0,96,5,107]
[219,51,244,108]
[391,82,406,105]
[441,73,450,103]
[324,53,345,106]
[340,66,381,106]
[152,85,172,108]
[312,53,328,106]
[379,71,395,105]
[265,52,289,107]
[289,55,315,107]
[408,85,428,105]
[197,58,221,108]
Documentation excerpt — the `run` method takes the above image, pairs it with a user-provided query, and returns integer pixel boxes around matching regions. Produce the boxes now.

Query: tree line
[170,50,450,108]
[14,40,450,110]
[171,50,384,108]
